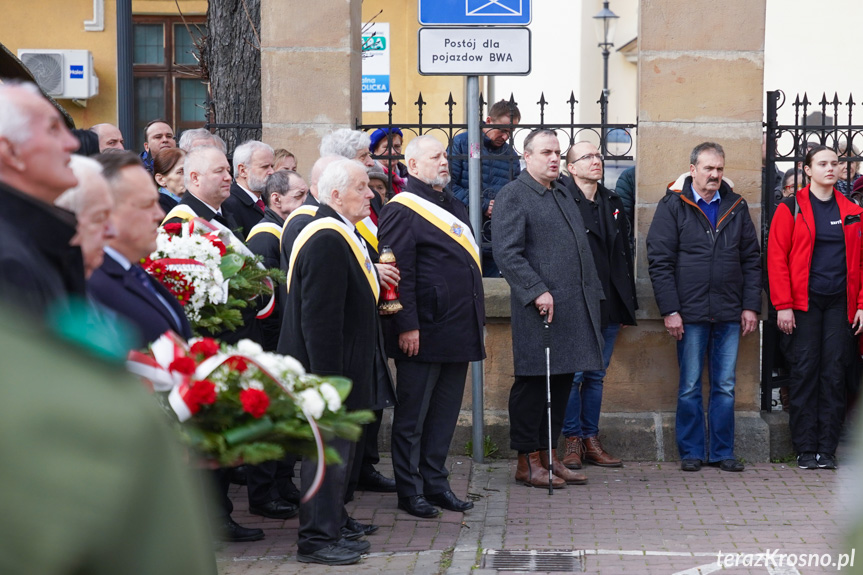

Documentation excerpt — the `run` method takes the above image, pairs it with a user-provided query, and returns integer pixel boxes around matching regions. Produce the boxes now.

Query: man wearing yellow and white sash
[278,159,396,566]
[378,135,485,519]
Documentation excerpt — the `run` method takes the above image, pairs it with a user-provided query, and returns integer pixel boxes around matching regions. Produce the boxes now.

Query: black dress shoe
[397,495,440,518]
[346,516,379,536]
[219,518,264,542]
[357,469,397,492]
[279,481,302,505]
[229,464,249,485]
[337,537,371,554]
[425,490,474,512]
[297,543,361,565]
[249,498,299,519]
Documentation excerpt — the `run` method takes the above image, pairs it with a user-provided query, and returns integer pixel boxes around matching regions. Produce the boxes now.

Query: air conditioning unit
[17,49,99,100]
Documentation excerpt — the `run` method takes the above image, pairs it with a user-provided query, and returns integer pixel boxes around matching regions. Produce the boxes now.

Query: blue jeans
[676,321,740,462]
[562,323,622,438]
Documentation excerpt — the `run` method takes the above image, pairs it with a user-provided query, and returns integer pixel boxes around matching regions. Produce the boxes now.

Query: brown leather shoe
[515,452,565,489]
[583,436,622,467]
[562,436,584,469]
[539,450,587,485]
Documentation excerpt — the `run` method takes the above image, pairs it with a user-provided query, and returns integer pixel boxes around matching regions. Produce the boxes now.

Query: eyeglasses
[572,153,603,163]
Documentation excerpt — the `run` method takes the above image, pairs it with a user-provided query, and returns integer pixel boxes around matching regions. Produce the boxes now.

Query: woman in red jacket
[767,145,863,470]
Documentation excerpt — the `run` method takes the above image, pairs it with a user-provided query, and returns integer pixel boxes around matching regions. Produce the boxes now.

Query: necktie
[255,199,265,212]
[130,265,184,332]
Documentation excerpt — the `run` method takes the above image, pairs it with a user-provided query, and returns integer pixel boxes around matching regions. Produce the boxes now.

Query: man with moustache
[279,159,394,565]
[0,81,86,314]
[559,142,637,470]
[139,119,175,173]
[222,140,275,240]
[647,142,760,473]
[379,135,485,518]
[492,129,603,489]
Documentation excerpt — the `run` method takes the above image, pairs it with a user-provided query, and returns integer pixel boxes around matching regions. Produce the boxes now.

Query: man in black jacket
[0,82,86,316]
[379,135,485,518]
[222,140,275,240]
[646,142,761,473]
[278,158,394,565]
[560,142,637,470]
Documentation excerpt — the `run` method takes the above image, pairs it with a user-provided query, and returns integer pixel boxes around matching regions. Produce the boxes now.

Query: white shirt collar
[236,182,260,202]
[104,246,132,270]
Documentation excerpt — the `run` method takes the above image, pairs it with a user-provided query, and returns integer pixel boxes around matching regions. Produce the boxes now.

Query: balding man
[162,145,238,233]
[278,159,395,565]
[140,119,175,173]
[0,81,86,314]
[90,123,125,152]
[223,140,275,240]
[379,135,485,518]
[558,142,637,470]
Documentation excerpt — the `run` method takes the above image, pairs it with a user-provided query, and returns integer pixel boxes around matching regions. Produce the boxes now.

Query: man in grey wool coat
[492,129,605,489]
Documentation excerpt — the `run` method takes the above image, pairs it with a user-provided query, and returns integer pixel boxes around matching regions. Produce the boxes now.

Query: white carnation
[279,355,306,377]
[236,339,264,357]
[297,389,325,419]
[318,383,342,412]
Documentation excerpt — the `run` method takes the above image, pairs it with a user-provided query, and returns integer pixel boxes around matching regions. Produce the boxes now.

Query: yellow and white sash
[356,217,378,252]
[287,218,380,302]
[161,203,198,225]
[388,192,480,267]
[246,221,282,242]
[281,205,319,249]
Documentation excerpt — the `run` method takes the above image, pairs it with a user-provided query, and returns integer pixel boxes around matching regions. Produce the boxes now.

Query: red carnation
[190,338,220,359]
[186,380,217,414]
[169,356,197,375]
[205,234,227,256]
[163,223,183,236]
[239,388,270,418]
[225,356,249,373]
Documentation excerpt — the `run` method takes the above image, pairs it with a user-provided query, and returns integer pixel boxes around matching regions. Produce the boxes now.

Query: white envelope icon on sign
[466,0,522,17]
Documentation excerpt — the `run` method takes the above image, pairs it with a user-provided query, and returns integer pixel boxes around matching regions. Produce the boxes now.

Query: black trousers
[297,437,355,554]
[360,409,383,476]
[246,455,299,506]
[508,373,574,453]
[391,361,468,498]
[784,291,851,455]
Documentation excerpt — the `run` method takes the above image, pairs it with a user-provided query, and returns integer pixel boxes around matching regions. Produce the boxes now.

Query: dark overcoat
[377,177,486,363]
[277,204,395,411]
[221,181,264,241]
[492,171,604,376]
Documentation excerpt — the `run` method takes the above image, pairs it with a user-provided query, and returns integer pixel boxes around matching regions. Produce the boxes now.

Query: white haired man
[0,81,86,314]
[320,128,375,169]
[222,139,275,240]
[178,127,227,153]
[278,158,396,565]
[55,155,116,278]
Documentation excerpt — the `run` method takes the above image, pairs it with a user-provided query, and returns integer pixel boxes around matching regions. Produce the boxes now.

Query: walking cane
[543,317,553,495]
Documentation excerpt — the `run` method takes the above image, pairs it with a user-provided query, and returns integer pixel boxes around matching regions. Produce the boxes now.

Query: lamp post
[593,1,619,157]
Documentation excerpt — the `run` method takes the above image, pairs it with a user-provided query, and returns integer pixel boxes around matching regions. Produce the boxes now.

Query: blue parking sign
[419,0,531,26]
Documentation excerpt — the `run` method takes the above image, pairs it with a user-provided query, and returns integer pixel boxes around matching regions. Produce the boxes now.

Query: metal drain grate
[482,549,586,572]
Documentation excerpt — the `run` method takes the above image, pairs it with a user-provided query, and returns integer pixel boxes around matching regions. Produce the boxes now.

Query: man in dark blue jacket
[646,142,761,474]
[449,100,521,277]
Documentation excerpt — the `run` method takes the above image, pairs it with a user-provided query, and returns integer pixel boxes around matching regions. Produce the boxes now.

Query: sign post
[417,0,532,464]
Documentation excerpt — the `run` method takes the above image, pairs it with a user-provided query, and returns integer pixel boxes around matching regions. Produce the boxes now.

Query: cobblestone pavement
[216,456,853,574]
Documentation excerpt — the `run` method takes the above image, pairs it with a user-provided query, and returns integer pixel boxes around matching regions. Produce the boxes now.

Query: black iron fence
[357,90,636,248]
[202,96,262,158]
[761,90,863,410]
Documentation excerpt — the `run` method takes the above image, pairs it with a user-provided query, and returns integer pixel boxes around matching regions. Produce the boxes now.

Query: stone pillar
[624,0,769,460]
[260,0,362,178]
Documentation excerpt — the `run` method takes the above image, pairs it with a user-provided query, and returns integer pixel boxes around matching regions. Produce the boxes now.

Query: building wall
[0,0,206,129]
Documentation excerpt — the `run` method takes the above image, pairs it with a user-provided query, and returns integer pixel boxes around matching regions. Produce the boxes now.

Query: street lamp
[593,1,619,156]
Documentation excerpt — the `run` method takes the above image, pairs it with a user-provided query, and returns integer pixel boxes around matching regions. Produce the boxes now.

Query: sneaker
[816,453,837,469]
[797,452,818,470]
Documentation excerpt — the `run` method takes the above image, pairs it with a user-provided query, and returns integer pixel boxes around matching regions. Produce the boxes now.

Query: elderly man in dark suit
[378,135,485,518]
[492,129,604,489]
[222,140,275,240]
[88,152,191,346]
[0,82,86,314]
[278,158,395,566]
